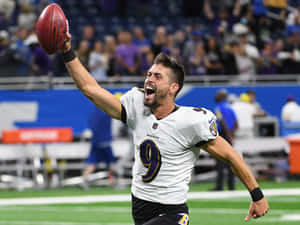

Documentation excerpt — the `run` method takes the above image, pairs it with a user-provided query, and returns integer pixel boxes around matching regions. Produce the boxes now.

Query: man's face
[144,64,174,108]
[83,26,94,40]
[248,93,255,102]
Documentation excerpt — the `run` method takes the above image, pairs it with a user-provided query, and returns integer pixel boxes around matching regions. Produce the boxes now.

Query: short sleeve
[191,109,219,147]
[120,87,140,129]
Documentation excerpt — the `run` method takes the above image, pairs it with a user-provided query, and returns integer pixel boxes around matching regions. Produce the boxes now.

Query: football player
[60,33,269,225]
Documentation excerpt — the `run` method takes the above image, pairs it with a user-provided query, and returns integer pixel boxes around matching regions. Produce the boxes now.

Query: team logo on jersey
[178,213,189,225]
[152,122,158,129]
[209,118,218,136]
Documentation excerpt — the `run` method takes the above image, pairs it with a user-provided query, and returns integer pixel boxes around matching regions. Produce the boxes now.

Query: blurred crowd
[1,0,300,79]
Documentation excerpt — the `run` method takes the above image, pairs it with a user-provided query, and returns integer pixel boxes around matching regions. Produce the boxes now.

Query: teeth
[146,86,154,90]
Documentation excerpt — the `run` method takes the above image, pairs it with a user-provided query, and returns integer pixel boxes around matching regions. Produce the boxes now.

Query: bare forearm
[66,58,99,92]
[65,57,122,120]
[228,151,258,192]
[204,137,258,191]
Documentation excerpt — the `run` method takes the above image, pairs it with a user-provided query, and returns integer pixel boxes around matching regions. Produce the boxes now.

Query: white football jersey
[120,87,218,204]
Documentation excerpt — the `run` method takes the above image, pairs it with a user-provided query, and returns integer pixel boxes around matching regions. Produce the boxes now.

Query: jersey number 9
[139,139,161,182]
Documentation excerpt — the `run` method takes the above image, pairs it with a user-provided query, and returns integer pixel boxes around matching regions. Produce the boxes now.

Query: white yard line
[0,206,131,213]
[188,188,300,199]
[0,195,131,205]
[257,214,300,222]
[0,188,300,205]
[0,222,131,225]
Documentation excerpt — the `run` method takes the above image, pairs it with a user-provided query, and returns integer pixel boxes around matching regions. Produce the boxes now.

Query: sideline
[0,188,300,205]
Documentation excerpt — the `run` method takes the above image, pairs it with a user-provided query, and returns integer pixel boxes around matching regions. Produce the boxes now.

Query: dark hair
[215,89,228,103]
[153,52,185,97]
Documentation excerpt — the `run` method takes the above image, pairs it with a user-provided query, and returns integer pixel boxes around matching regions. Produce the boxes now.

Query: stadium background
[0,0,300,225]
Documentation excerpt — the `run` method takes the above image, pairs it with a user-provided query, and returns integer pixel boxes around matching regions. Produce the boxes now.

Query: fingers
[244,212,252,221]
[61,32,72,53]
[257,207,269,218]
[66,32,71,40]
[244,216,251,221]
[245,208,269,221]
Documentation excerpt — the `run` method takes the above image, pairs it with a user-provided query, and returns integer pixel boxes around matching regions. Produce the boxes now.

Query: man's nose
[146,74,155,82]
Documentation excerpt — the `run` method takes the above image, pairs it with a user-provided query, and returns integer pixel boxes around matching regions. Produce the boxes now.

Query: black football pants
[132,194,189,225]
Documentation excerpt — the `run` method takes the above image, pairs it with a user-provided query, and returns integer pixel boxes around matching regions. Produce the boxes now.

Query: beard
[144,89,168,109]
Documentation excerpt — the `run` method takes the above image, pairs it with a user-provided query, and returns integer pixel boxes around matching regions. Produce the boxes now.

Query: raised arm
[201,136,269,221]
[61,33,122,120]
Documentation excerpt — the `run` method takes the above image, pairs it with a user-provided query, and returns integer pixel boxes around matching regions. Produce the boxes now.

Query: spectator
[252,0,268,48]
[279,31,300,74]
[173,30,186,55]
[238,30,260,59]
[204,36,224,75]
[132,26,151,75]
[188,42,208,75]
[239,0,252,17]
[132,26,151,52]
[76,40,90,69]
[231,93,256,138]
[162,34,181,61]
[204,0,241,20]
[141,51,154,76]
[80,25,95,49]
[25,34,51,76]
[0,0,16,29]
[88,40,108,80]
[281,95,300,122]
[285,11,300,36]
[257,41,279,75]
[18,1,37,29]
[0,30,15,76]
[11,27,30,75]
[234,42,256,81]
[105,35,119,77]
[287,3,300,28]
[247,89,267,116]
[116,31,141,75]
[213,89,238,191]
[272,39,284,73]
[213,7,240,45]
[183,30,203,65]
[115,29,124,43]
[222,39,239,75]
[151,26,167,56]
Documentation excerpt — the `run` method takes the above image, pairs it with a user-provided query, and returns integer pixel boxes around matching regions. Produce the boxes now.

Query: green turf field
[0,181,300,225]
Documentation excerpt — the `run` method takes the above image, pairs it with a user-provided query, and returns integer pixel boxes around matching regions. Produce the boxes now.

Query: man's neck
[152,101,176,120]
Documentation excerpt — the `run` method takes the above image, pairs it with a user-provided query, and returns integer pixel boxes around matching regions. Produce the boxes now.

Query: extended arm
[61,33,122,120]
[202,136,269,221]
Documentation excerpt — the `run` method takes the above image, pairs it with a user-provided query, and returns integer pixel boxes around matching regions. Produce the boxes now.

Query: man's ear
[170,83,179,96]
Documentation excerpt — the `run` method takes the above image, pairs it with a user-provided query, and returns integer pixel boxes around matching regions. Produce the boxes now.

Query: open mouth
[145,86,156,98]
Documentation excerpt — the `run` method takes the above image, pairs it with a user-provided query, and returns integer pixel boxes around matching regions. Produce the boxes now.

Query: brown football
[35,3,68,54]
